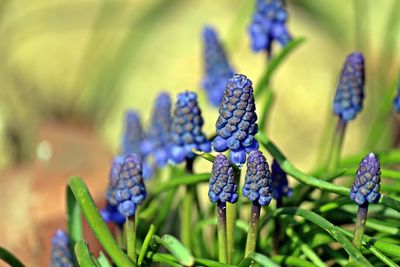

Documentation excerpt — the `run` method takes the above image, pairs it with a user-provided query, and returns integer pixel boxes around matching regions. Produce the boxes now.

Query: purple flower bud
[122,111,143,155]
[208,154,238,203]
[350,153,381,206]
[50,230,74,267]
[271,160,292,199]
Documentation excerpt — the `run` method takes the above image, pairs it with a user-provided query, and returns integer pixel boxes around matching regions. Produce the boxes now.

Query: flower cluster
[248,0,292,54]
[201,26,235,107]
[333,52,365,121]
[50,230,75,267]
[271,160,292,199]
[171,91,211,163]
[350,153,381,206]
[212,74,259,166]
[208,154,238,203]
[242,150,272,206]
[393,79,400,112]
[106,154,147,217]
[121,110,143,156]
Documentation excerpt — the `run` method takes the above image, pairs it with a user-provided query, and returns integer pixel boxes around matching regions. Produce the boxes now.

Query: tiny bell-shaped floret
[141,92,172,167]
[271,160,292,199]
[170,91,211,163]
[393,79,400,112]
[201,26,235,107]
[208,154,238,203]
[350,153,381,206]
[333,52,365,121]
[50,230,75,267]
[122,111,143,155]
[248,0,292,54]
[212,74,259,166]
[242,150,272,206]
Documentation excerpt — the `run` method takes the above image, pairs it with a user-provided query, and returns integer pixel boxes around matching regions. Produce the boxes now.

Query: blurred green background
[0,0,399,170]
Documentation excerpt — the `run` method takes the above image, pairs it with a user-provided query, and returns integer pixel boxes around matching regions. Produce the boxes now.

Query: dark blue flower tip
[248,0,292,54]
[170,91,211,163]
[201,26,235,107]
[212,74,258,166]
[122,110,143,156]
[271,160,292,199]
[101,204,126,226]
[333,52,365,121]
[208,154,238,203]
[242,150,272,206]
[50,230,75,267]
[393,79,400,112]
[141,92,172,169]
[107,154,147,217]
[350,153,381,206]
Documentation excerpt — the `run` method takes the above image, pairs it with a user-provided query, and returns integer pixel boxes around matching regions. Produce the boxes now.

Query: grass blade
[153,234,194,266]
[74,241,98,267]
[138,224,155,266]
[0,247,25,267]
[66,185,83,244]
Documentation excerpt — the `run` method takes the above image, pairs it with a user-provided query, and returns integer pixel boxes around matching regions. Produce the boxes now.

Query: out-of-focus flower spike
[212,74,259,166]
[50,230,75,267]
[208,154,238,203]
[393,79,400,112]
[271,160,292,199]
[170,91,211,164]
[333,52,365,121]
[122,111,143,155]
[201,26,235,107]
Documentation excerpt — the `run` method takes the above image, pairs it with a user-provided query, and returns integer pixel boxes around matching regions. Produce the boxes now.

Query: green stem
[181,159,194,249]
[226,202,236,264]
[352,203,368,249]
[125,215,136,263]
[217,202,228,264]
[245,203,261,257]
[273,198,282,255]
[327,118,347,172]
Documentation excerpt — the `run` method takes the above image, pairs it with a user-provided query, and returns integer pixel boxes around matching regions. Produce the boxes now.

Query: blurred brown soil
[0,121,113,267]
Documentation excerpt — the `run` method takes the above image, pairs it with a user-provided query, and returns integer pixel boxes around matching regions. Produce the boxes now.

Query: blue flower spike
[171,91,211,164]
[271,160,292,200]
[393,79,400,112]
[208,154,238,204]
[249,0,292,55]
[141,92,172,167]
[122,111,143,155]
[242,150,272,206]
[212,74,259,166]
[201,26,235,107]
[333,52,365,122]
[350,152,381,206]
[50,230,75,267]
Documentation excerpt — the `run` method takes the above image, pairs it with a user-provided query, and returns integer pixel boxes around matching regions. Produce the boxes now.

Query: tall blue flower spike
[107,154,147,217]
[170,91,211,163]
[249,0,292,54]
[50,230,75,267]
[242,150,272,206]
[201,26,235,107]
[333,52,365,121]
[271,160,292,199]
[208,154,238,203]
[141,92,172,167]
[212,74,259,166]
[122,111,143,156]
[350,153,381,206]
[393,79,400,112]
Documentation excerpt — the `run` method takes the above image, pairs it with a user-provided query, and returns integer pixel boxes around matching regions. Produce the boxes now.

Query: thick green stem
[273,198,282,255]
[217,202,228,263]
[352,203,368,249]
[226,168,240,263]
[245,203,261,257]
[181,159,194,249]
[327,118,347,172]
[125,215,136,263]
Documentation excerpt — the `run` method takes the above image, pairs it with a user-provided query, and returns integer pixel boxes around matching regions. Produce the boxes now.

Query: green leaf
[97,252,112,267]
[138,224,155,267]
[67,176,134,267]
[271,255,318,267]
[239,252,279,267]
[66,185,83,244]
[195,258,236,267]
[0,247,25,267]
[151,173,210,195]
[153,235,194,266]
[276,208,372,266]
[74,241,98,267]
[254,37,306,98]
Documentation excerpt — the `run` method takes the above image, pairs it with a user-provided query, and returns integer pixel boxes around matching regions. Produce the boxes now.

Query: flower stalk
[125,215,136,263]
[245,203,261,257]
[352,203,368,249]
[326,117,347,171]
[181,159,194,249]
[217,201,228,263]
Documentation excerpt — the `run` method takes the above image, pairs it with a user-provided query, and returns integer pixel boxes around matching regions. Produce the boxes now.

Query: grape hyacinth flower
[212,74,259,166]
[122,111,143,156]
[271,160,292,201]
[350,153,381,249]
[242,150,271,256]
[333,52,365,122]
[393,79,400,112]
[248,0,292,55]
[50,230,75,267]
[141,92,172,167]
[201,26,235,106]
[208,154,238,263]
[170,91,211,164]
